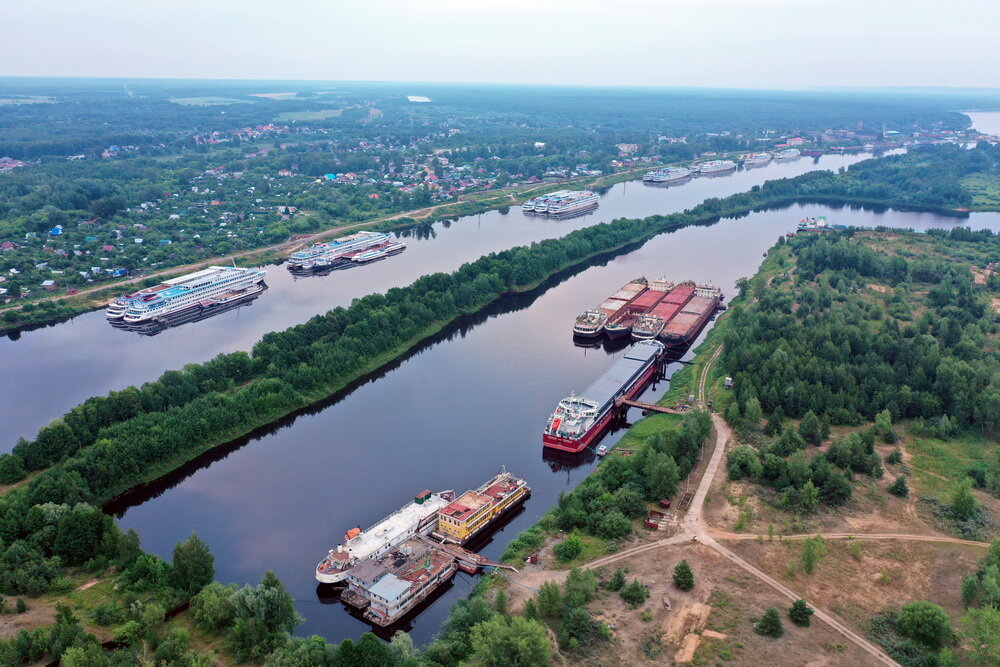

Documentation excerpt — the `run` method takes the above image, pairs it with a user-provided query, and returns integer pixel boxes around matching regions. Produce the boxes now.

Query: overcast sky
[2,0,998,88]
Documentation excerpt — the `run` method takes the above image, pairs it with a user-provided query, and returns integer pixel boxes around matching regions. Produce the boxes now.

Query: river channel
[7,153,1000,647]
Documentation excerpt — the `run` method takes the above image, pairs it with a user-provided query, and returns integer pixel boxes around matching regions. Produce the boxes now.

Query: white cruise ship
[743,152,772,166]
[287,231,392,271]
[695,159,737,173]
[642,166,692,183]
[522,190,598,216]
[775,148,801,160]
[315,490,455,584]
[107,266,267,324]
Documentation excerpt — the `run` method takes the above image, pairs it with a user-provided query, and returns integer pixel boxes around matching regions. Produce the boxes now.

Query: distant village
[0,115,991,305]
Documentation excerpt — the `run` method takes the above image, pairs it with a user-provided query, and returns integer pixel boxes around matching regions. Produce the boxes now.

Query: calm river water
[6,153,1000,647]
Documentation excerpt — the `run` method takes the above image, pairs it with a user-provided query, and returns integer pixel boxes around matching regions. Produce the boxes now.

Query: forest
[721,228,1000,530]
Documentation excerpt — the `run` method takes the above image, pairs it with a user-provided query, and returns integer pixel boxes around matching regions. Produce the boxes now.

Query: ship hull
[543,357,661,454]
[661,307,715,348]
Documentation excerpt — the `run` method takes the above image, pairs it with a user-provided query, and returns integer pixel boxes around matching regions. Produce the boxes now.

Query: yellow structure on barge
[433,468,530,544]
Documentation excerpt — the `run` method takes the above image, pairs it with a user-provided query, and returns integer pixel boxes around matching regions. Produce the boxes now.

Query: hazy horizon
[3,0,999,89]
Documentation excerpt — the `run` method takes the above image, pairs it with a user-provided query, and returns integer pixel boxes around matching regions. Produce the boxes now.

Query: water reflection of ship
[315,502,527,639]
[110,284,267,336]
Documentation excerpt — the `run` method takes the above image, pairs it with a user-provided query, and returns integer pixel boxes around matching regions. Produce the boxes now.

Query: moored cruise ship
[543,340,665,453]
[522,190,599,217]
[315,490,455,584]
[774,148,801,160]
[642,166,693,183]
[287,231,393,272]
[695,159,737,174]
[743,152,772,166]
[106,266,267,324]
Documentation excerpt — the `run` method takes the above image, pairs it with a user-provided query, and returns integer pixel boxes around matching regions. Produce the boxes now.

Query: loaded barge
[604,278,674,339]
[661,286,723,348]
[543,340,666,453]
[572,278,649,339]
[317,469,528,626]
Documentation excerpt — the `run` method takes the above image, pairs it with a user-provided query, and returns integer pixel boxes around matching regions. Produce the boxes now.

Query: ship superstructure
[106,266,267,324]
[695,159,737,174]
[572,278,649,338]
[543,340,665,453]
[743,152,773,166]
[775,148,801,160]
[604,278,674,339]
[642,166,693,183]
[433,469,530,544]
[287,231,393,272]
[315,490,454,584]
[522,190,599,217]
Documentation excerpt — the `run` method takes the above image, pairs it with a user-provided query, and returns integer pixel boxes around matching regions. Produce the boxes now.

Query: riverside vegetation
[2,148,1000,663]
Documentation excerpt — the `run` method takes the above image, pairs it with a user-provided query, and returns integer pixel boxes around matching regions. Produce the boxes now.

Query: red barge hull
[542,350,663,454]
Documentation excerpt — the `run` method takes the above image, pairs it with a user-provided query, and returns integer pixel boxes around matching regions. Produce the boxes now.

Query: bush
[886,449,903,465]
[605,568,626,592]
[619,579,650,608]
[888,476,908,497]
[788,599,814,627]
[896,600,952,648]
[756,607,784,637]
[595,510,631,540]
[673,560,694,591]
[554,535,583,563]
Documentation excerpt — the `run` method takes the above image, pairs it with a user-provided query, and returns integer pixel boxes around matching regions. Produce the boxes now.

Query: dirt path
[710,529,990,548]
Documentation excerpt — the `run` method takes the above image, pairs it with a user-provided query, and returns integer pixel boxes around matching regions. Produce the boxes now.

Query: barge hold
[604,278,674,339]
[631,281,696,341]
[572,278,649,339]
[543,340,666,453]
[661,285,723,348]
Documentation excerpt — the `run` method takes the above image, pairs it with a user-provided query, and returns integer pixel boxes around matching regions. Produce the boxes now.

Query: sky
[2,0,999,89]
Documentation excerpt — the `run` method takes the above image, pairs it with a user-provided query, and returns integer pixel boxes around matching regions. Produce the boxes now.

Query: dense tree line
[551,411,712,539]
[723,233,999,431]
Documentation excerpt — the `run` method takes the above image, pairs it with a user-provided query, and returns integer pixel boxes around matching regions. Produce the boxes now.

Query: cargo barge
[331,469,528,627]
[432,468,530,545]
[631,281,696,340]
[604,278,674,339]
[660,285,724,348]
[543,340,665,453]
[572,278,649,339]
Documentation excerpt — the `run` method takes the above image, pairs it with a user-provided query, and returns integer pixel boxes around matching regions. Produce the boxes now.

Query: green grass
[906,428,996,495]
[552,533,611,569]
[962,173,1000,211]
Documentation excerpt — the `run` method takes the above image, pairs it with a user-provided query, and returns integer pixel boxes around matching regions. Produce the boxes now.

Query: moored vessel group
[316,469,529,627]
